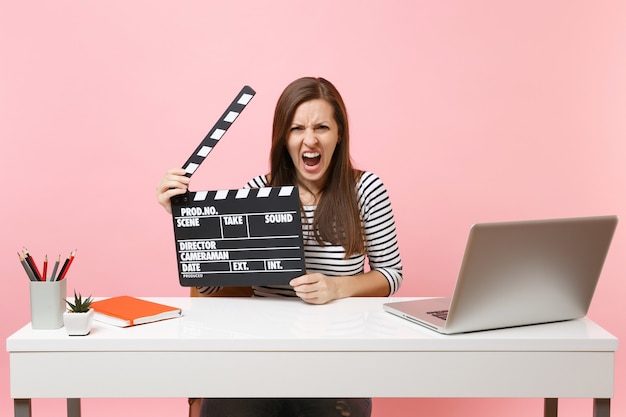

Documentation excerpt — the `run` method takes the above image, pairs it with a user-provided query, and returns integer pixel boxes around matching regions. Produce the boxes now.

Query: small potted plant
[63,290,94,336]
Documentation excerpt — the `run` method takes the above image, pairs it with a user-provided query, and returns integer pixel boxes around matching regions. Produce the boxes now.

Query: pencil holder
[29,279,67,329]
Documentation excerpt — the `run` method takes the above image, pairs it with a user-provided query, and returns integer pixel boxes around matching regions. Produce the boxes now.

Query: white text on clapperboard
[176,205,298,277]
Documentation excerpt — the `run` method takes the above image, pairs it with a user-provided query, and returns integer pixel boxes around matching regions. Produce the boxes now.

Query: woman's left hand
[290,270,391,304]
[289,273,339,305]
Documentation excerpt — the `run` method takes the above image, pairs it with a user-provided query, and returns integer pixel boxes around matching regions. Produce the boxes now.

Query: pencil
[42,255,48,282]
[18,252,38,282]
[56,253,71,281]
[50,255,60,282]
[23,248,42,281]
[59,250,76,281]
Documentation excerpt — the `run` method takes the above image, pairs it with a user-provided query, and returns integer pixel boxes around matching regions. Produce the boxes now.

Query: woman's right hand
[156,168,191,214]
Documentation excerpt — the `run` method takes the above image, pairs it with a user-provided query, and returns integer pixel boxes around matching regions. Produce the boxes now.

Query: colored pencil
[23,248,42,281]
[50,255,60,282]
[42,255,48,282]
[59,250,76,281]
[56,253,71,281]
[18,252,38,282]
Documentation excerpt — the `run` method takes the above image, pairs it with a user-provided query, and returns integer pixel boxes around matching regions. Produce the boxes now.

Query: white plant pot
[63,309,94,336]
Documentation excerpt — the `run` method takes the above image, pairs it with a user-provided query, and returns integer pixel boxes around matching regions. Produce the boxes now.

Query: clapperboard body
[170,85,306,287]
[172,187,305,287]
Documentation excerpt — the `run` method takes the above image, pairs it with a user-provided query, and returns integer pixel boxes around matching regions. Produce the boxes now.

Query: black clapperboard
[171,86,306,287]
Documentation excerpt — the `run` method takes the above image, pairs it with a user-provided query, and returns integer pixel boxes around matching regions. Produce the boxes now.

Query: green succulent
[66,290,93,313]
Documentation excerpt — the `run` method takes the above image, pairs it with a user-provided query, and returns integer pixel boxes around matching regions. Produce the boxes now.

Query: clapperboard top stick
[170,84,306,287]
[181,85,256,177]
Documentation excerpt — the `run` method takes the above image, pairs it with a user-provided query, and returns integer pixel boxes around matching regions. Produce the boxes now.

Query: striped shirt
[197,171,403,297]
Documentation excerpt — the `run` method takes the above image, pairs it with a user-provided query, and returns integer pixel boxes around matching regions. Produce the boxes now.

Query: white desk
[7,297,617,417]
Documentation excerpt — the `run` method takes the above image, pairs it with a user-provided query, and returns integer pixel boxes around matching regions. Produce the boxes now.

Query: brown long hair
[268,77,364,257]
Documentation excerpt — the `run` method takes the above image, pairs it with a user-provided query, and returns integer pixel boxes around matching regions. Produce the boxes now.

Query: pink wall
[1,2,624,416]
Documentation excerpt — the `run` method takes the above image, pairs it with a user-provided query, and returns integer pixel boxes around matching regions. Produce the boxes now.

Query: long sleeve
[357,172,403,294]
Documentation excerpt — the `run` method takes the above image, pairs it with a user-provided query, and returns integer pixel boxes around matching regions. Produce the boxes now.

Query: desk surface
[7,296,618,352]
[7,297,618,400]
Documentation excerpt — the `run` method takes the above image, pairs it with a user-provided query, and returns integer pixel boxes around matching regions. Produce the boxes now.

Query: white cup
[29,279,67,329]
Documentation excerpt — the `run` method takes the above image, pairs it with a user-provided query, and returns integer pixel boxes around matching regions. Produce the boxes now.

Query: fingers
[157,187,187,214]
[290,273,333,304]
[157,168,190,192]
[156,168,191,214]
[289,273,319,292]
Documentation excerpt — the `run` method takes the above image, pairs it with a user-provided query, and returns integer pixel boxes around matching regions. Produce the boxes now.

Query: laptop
[383,215,618,334]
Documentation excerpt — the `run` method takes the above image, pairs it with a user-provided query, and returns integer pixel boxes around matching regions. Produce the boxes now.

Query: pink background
[1,1,624,416]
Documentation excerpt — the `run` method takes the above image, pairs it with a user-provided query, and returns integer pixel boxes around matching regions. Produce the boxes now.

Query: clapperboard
[171,86,306,287]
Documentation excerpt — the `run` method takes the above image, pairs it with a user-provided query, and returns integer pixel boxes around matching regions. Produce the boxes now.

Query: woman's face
[286,99,339,194]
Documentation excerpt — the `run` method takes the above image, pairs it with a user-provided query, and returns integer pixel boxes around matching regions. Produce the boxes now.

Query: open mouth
[303,152,321,167]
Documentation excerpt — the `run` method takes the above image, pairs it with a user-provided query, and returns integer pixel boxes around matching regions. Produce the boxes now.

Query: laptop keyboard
[427,310,448,321]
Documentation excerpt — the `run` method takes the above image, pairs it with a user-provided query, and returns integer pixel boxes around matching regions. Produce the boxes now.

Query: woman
[157,77,403,417]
